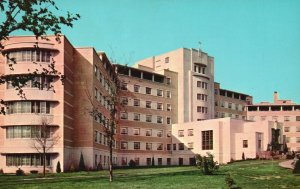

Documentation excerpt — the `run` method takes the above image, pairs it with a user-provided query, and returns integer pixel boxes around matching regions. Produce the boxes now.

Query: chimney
[274,91,278,103]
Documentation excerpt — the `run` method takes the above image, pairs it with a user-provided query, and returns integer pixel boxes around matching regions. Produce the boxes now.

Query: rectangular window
[178,130,184,137]
[165,57,169,63]
[167,144,171,151]
[133,113,140,121]
[146,101,151,108]
[188,129,193,136]
[120,112,128,120]
[167,131,171,137]
[157,89,163,97]
[133,99,140,107]
[178,143,184,150]
[197,81,202,88]
[167,158,171,166]
[146,129,152,136]
[188,142,194,150]
[146,143,152,150]
[173,144,177,150]
[297,116,300,121]
[166,77,171,85]
[167,104,171,111]
[146,87,152,95]
[167,117,171,125]
[157,143,163,150]
[121,82,127,90]
[134,142,140,150]
[157,116,163,124]
[120,141,128,149]
[157,130,163,137]
[166,91,171,98]
[243,140,248,148]
[284,127,290,132]
[147,158,152,166]
[157,103,163,110]
[134,158,140,166]
[284,116,290,122]
[121,97,128,105]
[133,128,140,136]
[158,158,162,165]
[134,85,140,93]
[146,115,152,122]
[202,130,213,150]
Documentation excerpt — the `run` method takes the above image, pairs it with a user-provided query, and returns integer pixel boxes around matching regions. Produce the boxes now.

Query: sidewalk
[278,160,294,169]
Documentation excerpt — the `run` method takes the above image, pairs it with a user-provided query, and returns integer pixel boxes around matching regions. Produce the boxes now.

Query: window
[146,129,152,136]
[166,91,171,98]
[6,101,51,115]
[272,116,278,121]
[146,87,152,95]
[286,137,290,143]
[284,127,290,132]
[260,116,266,121]
[167,117,171,125]
[7,50,51,64]
[297,116,300,121]
[178,130,184,137]
[297,127,300,132]
[134,158,140,166]
[120,112,128,120]
[157,116,163,124]
[173,144,177,150]
[178,143,184,150]
[157,143,163,150]
[284,116,290,122]
[166,77,171,85]
[167,144,171,151]
[134,85,140,93]
[146,115,152,122]
[133,99,140,107]
[258,140,262,150]
[157,130,163,137]
[165,57,169,63]
[202,130,213,150]
[167,158,171,166]
[146,101,152,108]
[188,129,193,136]
[188,142,194,150]
[121,97,128,105]
[157,89,163,97]
[146,143,152,150]
[121,82,127,90]
[167,131,171,137]
[121,127,128,135]
[228,103,232,109]
[167,104,171,111]
[243,140,248,148]
[133,113,140,121]
[133,128,140,135]
[6,126,52,139]
[134,142,140,150]
[197,81,202,88]
[6,154,51,167]
[158,158,162,165]
[121,157,127,166]
[147,158,152,166]
[157,103,163,110]
[297,137,300,143]
[120,141,128,149]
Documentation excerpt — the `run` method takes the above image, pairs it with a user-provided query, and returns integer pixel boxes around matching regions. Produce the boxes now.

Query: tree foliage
[78,152,86,171]
[293,160,300,174]
[56,161,61,173]
[195,153,219,175]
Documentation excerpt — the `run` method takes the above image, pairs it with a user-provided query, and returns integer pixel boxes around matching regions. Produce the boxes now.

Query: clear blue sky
[13,0,300,103]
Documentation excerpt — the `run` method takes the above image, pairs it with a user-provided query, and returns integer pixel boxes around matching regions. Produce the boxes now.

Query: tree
[78,152,86,171]
[152,156,155,166]
[31,116,60,177]
[0,0,80,113]
[293,160,300,174]
[56,161,61,173]
[195,153,219,175]
[242,152,245,161]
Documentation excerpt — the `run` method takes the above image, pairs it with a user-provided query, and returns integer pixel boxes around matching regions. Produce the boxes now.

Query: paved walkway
[278,160,294,169]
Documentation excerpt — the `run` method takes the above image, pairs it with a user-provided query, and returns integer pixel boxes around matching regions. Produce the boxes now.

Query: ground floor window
[146,158,151,166]
[6,154,51,166]
[167,158,171,166]
[189,157,196,166]
[178,158,183,166]
[158,158,162,166]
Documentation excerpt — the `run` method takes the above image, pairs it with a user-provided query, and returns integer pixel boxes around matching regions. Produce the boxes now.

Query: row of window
[122,97,172,111]
[285,137,300,143]
[94,87,113,111]
[6,50,52,63]
[284,126,300,132]
[6,126,53,139]
[120,112,172,124]
[216,101,244,111]
[94,66,114,95]
[216,112,245,120]
[94,130,116,147]
[120,142,164,151]
[197,93,208,101]
[121,83,172,98]
[94,154,117,166]
[6,101,51,114]
[120,127,171,137]
[94,113,111,128]
[6,154,51,166]
[194,64,206,74]
[249,116,300,122]
[178,129,194,137]
[197,106,208,114]
[7,76,52,90]
[197,81,208,89]
[120,157,196,166]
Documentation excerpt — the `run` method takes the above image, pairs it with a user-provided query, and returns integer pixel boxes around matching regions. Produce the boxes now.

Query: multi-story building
[115,65,177,166]
[214,82,252,120]
[246,92,300,151]
[0,36,284,172]
[134,48,215,123]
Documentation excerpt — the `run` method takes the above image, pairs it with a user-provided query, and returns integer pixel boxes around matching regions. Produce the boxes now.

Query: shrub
[30,170,38,174]
[16,168,24,176]
[242,152,245,160]
[69,163,75,172]
[97,163,103,171]
[225,174,241,189]
[152,156,155,166]
[56,161,61,173]
[195,152,219,175]
[0,169,3,174]
[128,160,136,168]
[78,152,86,171]
[293,160,300,174]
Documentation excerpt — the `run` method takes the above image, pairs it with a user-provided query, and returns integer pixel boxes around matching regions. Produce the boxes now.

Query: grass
[0,160,299,189]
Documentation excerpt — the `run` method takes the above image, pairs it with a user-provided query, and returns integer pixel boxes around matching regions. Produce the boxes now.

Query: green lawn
[0,160,299,189]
